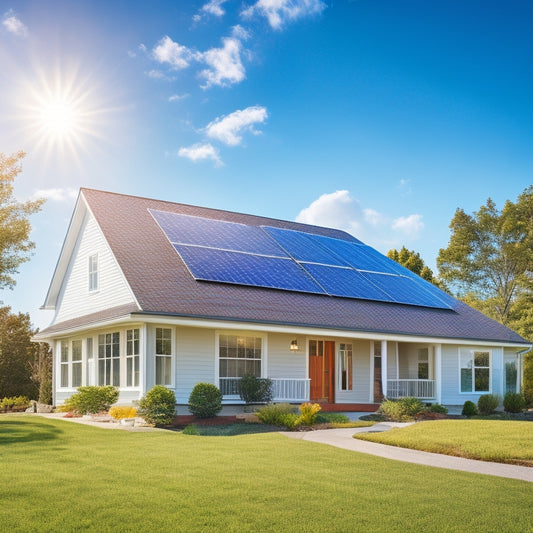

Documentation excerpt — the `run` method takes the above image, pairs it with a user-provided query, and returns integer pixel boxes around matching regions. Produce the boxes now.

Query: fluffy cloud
[152,36,194,70]
[241,0,326,30]
[391,214,424,237]
[178,143,223,166]
[296,190,424,248]
[30,187,78,203]
[199,37,246,88]
[2,10,28,36]
[200,0,229,17]
[168,93,189,102]
[205,106,268,146]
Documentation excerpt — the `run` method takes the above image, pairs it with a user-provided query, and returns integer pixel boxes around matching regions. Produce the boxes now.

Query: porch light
[290,339,299,352]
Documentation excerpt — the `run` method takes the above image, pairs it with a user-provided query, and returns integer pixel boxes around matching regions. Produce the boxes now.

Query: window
[98,332,120,386]
[88,254,98,292]
[505,360,517,394]
[126,329,140,387]
[155,328,172,386]
[338,343,353,391]
[86,337,95,386]
[72,340,82,388]
[60,341,69,388]
[460,349,490,393]
[219,334,262,379]
[418,348,429,380]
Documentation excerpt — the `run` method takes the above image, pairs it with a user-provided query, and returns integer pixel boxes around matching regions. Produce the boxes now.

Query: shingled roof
[40,188,528,345]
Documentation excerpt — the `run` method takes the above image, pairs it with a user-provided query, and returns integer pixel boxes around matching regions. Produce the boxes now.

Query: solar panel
[151,208,452,310]
[150,209,287,257]
[262,226,348,266]
[174,244,326,295]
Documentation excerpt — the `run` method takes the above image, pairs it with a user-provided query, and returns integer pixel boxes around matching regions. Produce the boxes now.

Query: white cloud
[231,24,251,40]
[152,36,194,70]
[30,187,78,203]
[241,0,326,30]
[178,143,223,166]
[201,0,229,17]
[169,93,189,102]
[296,190,425,249]
[198,37,246,88]
[391,214,424,237]
[2,10,28,36]
[205,106,268,146]
[145,69,175,81]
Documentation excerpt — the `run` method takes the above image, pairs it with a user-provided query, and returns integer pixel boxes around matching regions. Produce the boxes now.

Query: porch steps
[318,403,379,413]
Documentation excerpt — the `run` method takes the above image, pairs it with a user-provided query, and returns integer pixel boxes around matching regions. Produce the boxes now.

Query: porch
[220,377,311,403]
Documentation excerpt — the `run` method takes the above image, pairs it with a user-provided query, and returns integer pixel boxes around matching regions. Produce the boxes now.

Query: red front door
[309,340,335,403]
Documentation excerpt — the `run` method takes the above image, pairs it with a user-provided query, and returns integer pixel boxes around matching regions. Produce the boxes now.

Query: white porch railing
[219,378,310,402]
[387,379,436,400]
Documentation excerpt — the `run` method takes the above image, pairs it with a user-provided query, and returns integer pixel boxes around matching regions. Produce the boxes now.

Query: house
[34,189,531,410]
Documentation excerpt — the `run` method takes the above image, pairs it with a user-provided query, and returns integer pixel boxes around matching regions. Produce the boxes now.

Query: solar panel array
[149,209,452,309]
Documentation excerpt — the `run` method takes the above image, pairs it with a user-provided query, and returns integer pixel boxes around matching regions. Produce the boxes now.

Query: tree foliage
[387,246,443,287]
[0,151,44,289]
[0,306,51,400]
[437,186,533,404]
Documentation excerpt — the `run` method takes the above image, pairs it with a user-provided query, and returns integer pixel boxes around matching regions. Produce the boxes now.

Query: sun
[38,97,79,140]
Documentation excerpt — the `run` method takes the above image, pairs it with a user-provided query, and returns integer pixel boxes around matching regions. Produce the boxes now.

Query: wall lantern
[290,339,299,352]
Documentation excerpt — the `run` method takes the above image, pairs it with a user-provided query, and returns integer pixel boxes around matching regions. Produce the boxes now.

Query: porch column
[381,340,388,398]
[435,344,442,404]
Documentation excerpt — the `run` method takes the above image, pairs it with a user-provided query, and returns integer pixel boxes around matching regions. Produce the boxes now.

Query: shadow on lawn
[0,419,64,446]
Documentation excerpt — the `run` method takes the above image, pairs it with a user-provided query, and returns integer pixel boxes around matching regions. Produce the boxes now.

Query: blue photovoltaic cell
[174,244,326,295]
[262,226,348,266]
[359,272,446,308]
[150,209,287,257]
[301,263,393,301]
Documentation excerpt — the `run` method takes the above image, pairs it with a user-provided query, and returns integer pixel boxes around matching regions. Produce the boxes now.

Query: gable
[49,202,138,325]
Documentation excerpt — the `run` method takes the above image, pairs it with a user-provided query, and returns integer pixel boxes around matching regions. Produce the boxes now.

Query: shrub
[109,406,137,420]
[182,424,200,435]
[379,397,424,421]
[462,400,478,417]
[188,383,222,418]
[68,386,119,415]
[239,374,273,404]
[426,403,448,415]
[503,392,526,413]
[297,402,322,426]
[1,396,30,411]
[315,412,350,424]
[256,403,299,429]
[477,394,500,415]
[138,385,176,425]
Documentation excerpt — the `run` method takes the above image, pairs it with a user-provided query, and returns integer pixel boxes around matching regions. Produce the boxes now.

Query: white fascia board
[40,191,87,310]
[33,312,532,352]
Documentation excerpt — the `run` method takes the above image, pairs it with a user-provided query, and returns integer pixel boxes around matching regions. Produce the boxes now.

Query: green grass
[1,415,531,532]
[355,420,533,466]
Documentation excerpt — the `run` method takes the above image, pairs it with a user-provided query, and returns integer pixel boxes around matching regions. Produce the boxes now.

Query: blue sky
[1,0,532,329]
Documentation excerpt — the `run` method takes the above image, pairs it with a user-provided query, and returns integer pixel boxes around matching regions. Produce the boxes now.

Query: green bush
[315,412,350,424]
[426,403,448,415]
[239,374,273,404]
[379,397,424,421]
[67,386,119,415]
[256,403,299,429]
[182,424,200,435]
[503,392,526,413]
[138,385,176,425]
[188,383,222,418]
[1,396,30,411]
[477,394,500,415]
[462,400,478,417]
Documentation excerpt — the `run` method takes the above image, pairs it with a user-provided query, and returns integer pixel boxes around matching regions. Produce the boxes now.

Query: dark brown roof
[41,188,528,344]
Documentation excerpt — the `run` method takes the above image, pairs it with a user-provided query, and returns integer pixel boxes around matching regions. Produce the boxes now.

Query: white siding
[267,333,306,379]
[175,326,216,405]
[336,339,371,403]
[53,213,136,324]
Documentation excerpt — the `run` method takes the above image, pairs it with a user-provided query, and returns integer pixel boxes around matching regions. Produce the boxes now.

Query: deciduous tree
[387,246,443,287]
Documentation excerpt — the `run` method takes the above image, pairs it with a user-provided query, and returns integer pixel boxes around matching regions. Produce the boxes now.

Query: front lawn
[355,420,533,466]
[0,415,531,532]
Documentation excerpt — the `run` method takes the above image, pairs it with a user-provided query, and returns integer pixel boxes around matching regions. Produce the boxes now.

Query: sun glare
[38,97,79,139]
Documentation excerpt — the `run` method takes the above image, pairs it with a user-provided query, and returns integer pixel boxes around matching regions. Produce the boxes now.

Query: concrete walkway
[282,423,533,483]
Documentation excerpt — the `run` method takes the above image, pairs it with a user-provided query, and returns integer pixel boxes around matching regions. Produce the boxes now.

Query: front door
[309,340,335,402]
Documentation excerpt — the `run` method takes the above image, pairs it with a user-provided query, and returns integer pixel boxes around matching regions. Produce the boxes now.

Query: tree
[387,246,443,287]
[437,186,533,403]
[0,151,44,289]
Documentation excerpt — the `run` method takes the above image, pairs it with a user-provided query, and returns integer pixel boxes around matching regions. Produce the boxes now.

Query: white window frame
[459,348,491,394]
[126,328,140,388]
[86,337,95,386]
[155,327,173,387]
[71,340,83,388]
[338,343,353,391]
[98,332,121,387]
[88,253,99,292]
[60,340,69,388]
